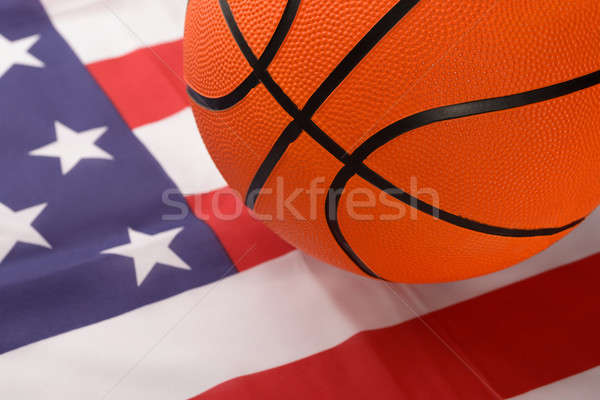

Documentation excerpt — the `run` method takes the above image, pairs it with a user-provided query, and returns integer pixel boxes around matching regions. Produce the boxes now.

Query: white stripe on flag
[0,251,408,399]
[0,207,598,399]
[41,0,187,63]
[508,366,600,400]
[133,108,226,195]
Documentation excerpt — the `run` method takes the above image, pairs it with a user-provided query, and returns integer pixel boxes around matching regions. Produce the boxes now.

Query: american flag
[1,0,599,398]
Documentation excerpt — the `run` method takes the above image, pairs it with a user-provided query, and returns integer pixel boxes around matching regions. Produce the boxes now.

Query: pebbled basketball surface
[184,0,600,282]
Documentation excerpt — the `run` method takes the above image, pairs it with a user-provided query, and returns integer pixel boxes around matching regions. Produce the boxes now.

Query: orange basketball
[184,0,600,282]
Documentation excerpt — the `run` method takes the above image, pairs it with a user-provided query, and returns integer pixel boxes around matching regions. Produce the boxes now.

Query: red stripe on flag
[186,189,294,271]
[195,319,496,399]
[88,40,188,129]
[193,252,600,399]
[424,252,600,397]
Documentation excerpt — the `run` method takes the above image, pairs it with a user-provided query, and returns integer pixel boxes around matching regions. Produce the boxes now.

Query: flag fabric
[0,0,599,399]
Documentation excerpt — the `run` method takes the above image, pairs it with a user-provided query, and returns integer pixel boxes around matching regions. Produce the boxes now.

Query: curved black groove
[325,183,382,279]
[327,163,584,282]
[337,163,584,237]
[187,76,258,110]
[245,122,302,209]
[326,70,600,239]
[246,0,422,208]
[187,0,300,111]
[352,69,600,163]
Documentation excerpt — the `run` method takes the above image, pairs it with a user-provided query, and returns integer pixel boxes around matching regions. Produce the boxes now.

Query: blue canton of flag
[0,0,234,354]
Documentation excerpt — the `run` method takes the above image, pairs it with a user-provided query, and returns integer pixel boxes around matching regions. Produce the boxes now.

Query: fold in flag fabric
[0,1,598,399]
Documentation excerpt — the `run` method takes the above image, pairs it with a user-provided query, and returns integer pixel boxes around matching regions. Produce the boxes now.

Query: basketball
[183,0,600,282]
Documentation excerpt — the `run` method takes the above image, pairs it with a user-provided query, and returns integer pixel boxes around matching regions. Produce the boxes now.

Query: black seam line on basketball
[325,167,584,283]
[218,0,351,180]
[324,186,383,279]
[327,69,600,242]
[325,172,583,284]
[324,73,599,281]
[187,0,301,111]
[350,69,600,164]
[358,165,584,236]
[349,70,600,236]
[245,0,421,208]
